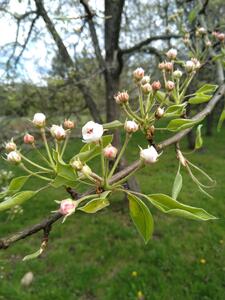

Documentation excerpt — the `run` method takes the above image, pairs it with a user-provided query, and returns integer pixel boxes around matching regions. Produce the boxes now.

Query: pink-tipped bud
[23,133,35,144]
[124,120,139,133]
[7,151,21,164]
[141,83,152,94]
[205,40,212,47]
[32,113,46,128]
[155,107,165,119]
[158,62,166,70]
[140,146,159,164]
[5,139,17,153]
[164,62,173,72]
[64,119,75,129]
[133,68,144,81]
[217,33,225,42]
[114,91,129,104]
[103,144,118,160]
[50,125,66,141]
[151,81,161,91]
[166,81,175,91]
[141,76,150,85]
[59,199,77,216]
[166,48,177,60]
[212,31,218,37]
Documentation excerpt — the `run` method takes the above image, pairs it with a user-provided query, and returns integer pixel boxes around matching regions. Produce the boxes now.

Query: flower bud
[82,121,104,143]
[196,27,206,36]
[191,58,201,69]
[158,62,166,70]
[64,119,75,129]
[173,69,182,79]
[114,91,129,104]
[151,81,161,91]
[164,62,173,72]
[124,120,139,133]
[155,107,165,119]
[205,40,212,47]
[50,125,66,141]
[81,165,92,176]
[23,133,35,145]
[5,139,17,153]
[217,33,225,42]
[212,31,218,37]
[140,146,159,164]
[133,68,144,81]
[7,151,21,164]
[59,199,77,216]
[146,125,155,140]
[32,113,46,128]
[185,60,195,73]
[166,80,175,91]
[71,159,83,171]
[103,144,118,160]
[141,83,152,94]
[141,76,150,85]
[166,48,177,60]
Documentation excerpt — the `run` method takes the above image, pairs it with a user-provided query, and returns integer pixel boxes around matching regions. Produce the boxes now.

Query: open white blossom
[82,121,104,143]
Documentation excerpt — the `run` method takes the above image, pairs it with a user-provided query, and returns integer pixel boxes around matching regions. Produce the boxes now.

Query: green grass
[0,128,225,300]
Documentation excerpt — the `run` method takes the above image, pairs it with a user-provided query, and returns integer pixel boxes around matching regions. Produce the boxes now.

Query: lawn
[0,127,225,300]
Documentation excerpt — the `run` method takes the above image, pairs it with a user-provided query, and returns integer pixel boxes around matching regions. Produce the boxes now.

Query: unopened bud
[191,58,201,69]
[5,139,17,153]
[81,165,92,176]
[141,76,150,85]
[166,81,175,91]
[64,119,75,129]
[23,133,35,145]
[196,27,206,36]
[114,91,129,104]
[217,33,225,42]
[140,146,159,164]
[103,144,118,160]
[59,199,77,216]
[151,81,161,91]
[146,125,155,141]
[158,62,166,70]
[133,68,144,81]
[50,125,66,141]
[7,151,21,164]
[155,107,165,119]
[185,60,195,73]
[166,48,177,60]
[71,159,83,171]
[32,113,46,128]
[173,69,182,78]
[141,83,152,94]
[164,62,173,72]
[124,120,139,133]
[205,40,212,47]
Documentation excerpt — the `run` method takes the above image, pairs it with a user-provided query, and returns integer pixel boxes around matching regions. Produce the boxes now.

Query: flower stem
[20,153,53,173]
[40,128,55,169]
[61,132,70,157]
[20,163,52,182]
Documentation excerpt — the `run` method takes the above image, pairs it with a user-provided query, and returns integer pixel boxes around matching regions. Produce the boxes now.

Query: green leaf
[147,194,216,221]
[23,248,43,261]
[195,124,203,149]
[128,193,154,243]
[188,94,211,104]
[103,120,123,130]
[188,8,197,23]
[0,191,37,212]
[172,166,182,200]
[51,175,79,188]
[196,84,218,94]
[78,197,110,213]
[7,176,30,194]
[166,118,203,132]
[53,150,77,182]
[155,91,171,105]
[217,109,225,132]
[164,103,187,117]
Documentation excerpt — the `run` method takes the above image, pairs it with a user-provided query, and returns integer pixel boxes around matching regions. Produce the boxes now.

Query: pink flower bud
[114,91,129,104]
[59,199,77,216]
[7,151,21,164]
[124,120,139,133]
[158,62,166,70]
[217,33,225,42]
[141,83,152,94]
[166,48,177,60]
[205,40,212,47]
[103,144,118,160]
[191,58,201,69]
[23,133,35,144]
[141,76,150,85]
[133,68,144,81]
[82,121,104,143]
[50,125,66,141]
[32,113,46,128]
[164,62,173,72]
[151,81,161,91]
[212,31,218,37]
[166,81,175,91]
[155,107,165,119]
[140,146,159,164]
[5,139,17,152]
[64,119,75,129]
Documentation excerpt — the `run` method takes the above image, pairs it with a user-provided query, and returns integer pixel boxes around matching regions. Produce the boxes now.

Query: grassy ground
[0,127,225,300]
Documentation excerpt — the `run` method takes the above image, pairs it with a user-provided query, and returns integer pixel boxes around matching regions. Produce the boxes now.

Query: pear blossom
[151,81,161,91]
[140,146,159,164]
[82,121,103,143]
[155,107,165,119]
[5,139,17,152]
[166,48,177,60]
[7,151,21,164]
[103,144,118,159]
[166,81,175,91]
[32,113,46,127]
[133,68,144,80]
[64,119,75,129]
[141,83,152,94]
[124,120,139,133]
[114,91,129,104]
[59,199,77,216]
[50,125,66,141]
[23,133,35,144]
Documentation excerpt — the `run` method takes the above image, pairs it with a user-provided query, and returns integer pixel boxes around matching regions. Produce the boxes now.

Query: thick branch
[121,34,181,55]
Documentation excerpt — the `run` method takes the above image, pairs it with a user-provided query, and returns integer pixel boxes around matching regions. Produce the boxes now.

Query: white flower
[50,125,66,141]
[155,107,165,119]
[166,48,177,60]
[5,139,17,153]
[140,146,159,164]
[82,121,103,143]
[185,60,195,72]
[32,113,46,127]
[7,151,21,164]
[124,120,139,133]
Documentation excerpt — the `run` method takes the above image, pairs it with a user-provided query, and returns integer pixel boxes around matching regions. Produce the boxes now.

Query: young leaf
[196,84,218,94]
[172,165,182,200]
[0,191,37,212]
[78,198,109,213]
[217,109,225,132]
[164,103,187,118]
[51,175,79,188]
[23,248,43,261]
[147,194,216,221]
[7,176,30,194]
[166,118,203,132]
[128,193,154,244]
[103,120,123,130]
[188,94,211,104]
[195,124,203,149]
